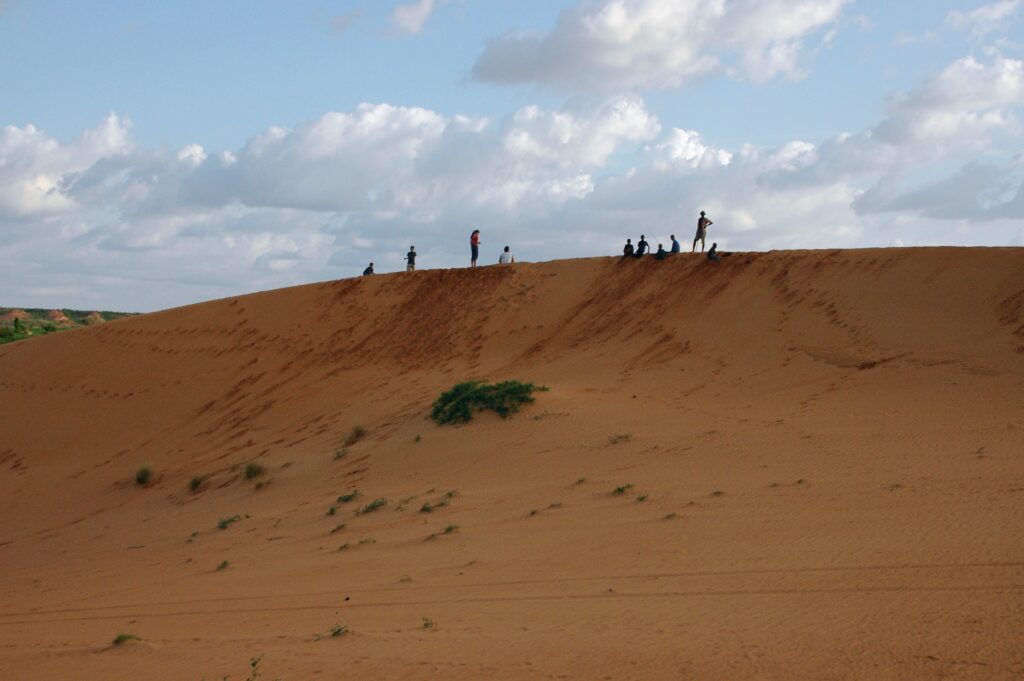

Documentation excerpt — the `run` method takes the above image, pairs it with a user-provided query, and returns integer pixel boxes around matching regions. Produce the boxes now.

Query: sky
[1,0,1023,312]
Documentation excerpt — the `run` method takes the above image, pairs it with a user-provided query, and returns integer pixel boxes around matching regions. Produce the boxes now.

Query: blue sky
[1,0,1023,311]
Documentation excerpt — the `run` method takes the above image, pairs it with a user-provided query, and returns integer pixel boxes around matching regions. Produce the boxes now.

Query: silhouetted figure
[634,235,649,258]
[693,211,713,252]
[654,244,669,260]
[670,234,680,254]
[499,245,515,264]
[470,229,481,267]
[707,243,720,263]
[406,246,417,272]
[622,238,634,258]
[363,262,375,276]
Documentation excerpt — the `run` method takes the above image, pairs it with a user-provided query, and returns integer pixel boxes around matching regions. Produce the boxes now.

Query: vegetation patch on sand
[430,380,547,425]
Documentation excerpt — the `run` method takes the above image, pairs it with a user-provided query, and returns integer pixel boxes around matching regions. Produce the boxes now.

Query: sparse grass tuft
[326,506,337,516]
[664,512,678,520]
[218,515,241,530]
[135,466,152,486]
[244,462,264,480]
[608,433,632,444]
[112,632,140,646]
[420,502,435,513]
[344,425,367,447]
[422,617,435,630]
[443,524,458,534]
[337,490,358,504]
[612,484,634,496]
[528,509,539,517]
[399,575,413,583]
[548,502,563,509]
[636,495,648,502]
[574,477,586,485]
[330,624,348,637]
[357,498,387,515]
[333,448,347,461]
[415,435,421,443]
[216,560,229,571]
[358,538,376,545]
[430,380,547,425]
[189,475,207,492]
[337,543,350,551]
[711,490,725,497]
[330,523,346,534]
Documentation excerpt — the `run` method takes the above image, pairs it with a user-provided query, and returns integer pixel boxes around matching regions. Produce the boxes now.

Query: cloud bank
[2,54,1023,311]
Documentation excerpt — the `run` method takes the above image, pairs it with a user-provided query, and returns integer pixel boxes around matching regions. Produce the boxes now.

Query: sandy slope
[1,248,1022,680]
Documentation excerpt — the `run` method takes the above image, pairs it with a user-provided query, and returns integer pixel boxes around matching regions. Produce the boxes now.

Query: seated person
[707,243,720,262]
[654,244,669,260]
[622,238,634,257]
[362,262,375,276]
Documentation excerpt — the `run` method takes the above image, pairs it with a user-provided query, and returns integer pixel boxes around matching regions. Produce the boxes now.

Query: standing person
[362,262,374,276]
[499,245,515,264]
[692,211,713,253]
[622,238,634,258]
[634,234,650,258]
[406,246,417,272]
[670,234,681,254]
[470,229,481,268]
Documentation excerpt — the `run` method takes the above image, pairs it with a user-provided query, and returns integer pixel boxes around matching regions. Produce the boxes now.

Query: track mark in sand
[3,584,1023,626]
[3,560,1021,621]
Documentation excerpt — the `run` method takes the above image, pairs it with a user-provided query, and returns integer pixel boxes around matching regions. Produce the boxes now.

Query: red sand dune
[1,248,1022,680]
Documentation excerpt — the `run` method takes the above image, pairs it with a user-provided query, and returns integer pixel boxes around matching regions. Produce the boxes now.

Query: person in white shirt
[499,246,515,264]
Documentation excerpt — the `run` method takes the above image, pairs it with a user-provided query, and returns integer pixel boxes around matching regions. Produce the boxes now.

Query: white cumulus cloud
[391,0,435,34]
[472,0,851,92]
[948,0,1022,39]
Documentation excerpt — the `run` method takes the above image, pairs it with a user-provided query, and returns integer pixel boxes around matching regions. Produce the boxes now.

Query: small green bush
[216,560,230,571]
[244,462,264,480]
[218,515,241,530]
[189,475,207,492]
[330,624,348,637]
[112,632,140,645]
[135,467,152,486]
[357,498,387,515]
[430,380,546,425]
[337,490,358,504]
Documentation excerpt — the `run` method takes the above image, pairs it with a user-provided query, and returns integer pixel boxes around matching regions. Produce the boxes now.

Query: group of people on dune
[362,231,514,276]
[361,211,721,276]
[622,211,721,262]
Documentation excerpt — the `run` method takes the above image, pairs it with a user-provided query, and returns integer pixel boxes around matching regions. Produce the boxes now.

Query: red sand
[1,248,1022,680]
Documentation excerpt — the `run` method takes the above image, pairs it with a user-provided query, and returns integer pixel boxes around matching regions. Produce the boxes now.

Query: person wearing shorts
[470,230,481,267]
[693,211,713,253]
[406,246,416,272]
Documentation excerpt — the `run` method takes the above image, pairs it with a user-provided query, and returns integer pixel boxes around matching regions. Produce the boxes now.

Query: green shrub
[112,632,140,645]
[244,462,264,480]
[330,624,348,637]
[336,490,358,504]
[430,380,546,425]
[189,475,207,492]
[135,466,152,486]
[216,560,230,571]
[357,498,387,515]
[218,515,241,530]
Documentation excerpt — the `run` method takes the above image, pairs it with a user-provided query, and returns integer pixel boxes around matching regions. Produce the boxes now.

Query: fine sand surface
[1,248,1023,680]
